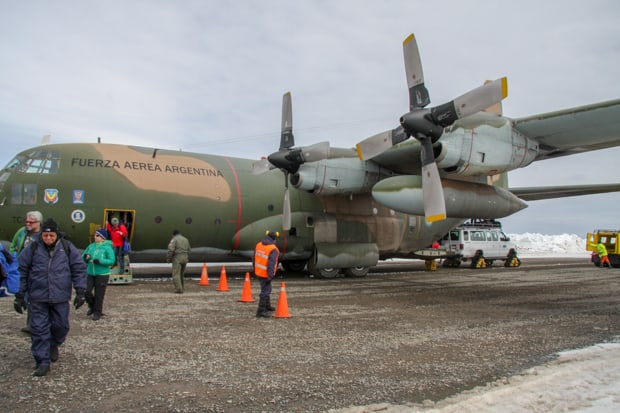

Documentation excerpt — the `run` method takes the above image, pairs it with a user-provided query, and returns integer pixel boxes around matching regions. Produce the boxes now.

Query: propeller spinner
[356,33,508,223]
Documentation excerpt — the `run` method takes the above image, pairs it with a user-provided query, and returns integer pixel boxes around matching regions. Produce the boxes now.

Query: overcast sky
[1,0,619,236]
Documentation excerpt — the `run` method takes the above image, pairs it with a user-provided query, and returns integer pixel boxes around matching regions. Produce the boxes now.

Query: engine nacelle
[290,158,392,195]
[371,175,528,219]
[436,122,539,176]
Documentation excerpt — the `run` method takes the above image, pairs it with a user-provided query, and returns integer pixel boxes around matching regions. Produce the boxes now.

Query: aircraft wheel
[343,267,369,277]
[314,267,340,278]
[282,260,307,273]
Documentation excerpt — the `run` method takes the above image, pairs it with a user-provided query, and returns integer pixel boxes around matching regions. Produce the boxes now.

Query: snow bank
[508,233,589,257]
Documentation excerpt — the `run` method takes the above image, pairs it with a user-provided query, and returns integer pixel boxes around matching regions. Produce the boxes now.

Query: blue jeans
[114,246,125,272]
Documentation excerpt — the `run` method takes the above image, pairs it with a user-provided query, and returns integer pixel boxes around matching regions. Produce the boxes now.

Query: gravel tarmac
[1,258,619,412]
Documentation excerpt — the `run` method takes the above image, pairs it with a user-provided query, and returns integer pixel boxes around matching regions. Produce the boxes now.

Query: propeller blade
[282,186,291,230]
[299,141,330,163]
[403,33,430,110]
[280,92,294,150]
[355,127,408,160]
[251,158,272,175]
[420,137,446,222]
[430,77,508,127]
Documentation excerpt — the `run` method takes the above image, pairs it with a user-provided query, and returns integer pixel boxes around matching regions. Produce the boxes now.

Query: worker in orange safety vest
[253,231,280,318]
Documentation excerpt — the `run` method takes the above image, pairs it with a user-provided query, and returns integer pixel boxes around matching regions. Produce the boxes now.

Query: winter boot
[256,297,271,318]
[33,364,50,377]
[265,298,276,312]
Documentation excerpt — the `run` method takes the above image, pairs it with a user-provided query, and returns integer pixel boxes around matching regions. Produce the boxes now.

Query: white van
[440,220,520,268]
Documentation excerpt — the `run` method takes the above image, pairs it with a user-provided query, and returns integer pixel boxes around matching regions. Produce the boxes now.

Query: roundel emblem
[71,209,86,223]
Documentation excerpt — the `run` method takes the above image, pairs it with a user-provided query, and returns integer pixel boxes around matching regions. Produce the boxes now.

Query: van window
[450,231,459,241]
[491,232,498,241]
[463,231,469,241]
[471,231,485,241]
[486,231,492,241]
[500,232,510,241]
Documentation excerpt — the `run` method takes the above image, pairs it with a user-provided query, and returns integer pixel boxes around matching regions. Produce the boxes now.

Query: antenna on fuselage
[40,134,51,145]
[97,136,101,143]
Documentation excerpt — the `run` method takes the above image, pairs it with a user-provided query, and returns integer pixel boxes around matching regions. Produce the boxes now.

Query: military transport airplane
[1,33,620,277]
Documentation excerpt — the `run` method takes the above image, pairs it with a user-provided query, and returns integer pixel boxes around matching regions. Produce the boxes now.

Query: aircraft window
[10,183,38,205]
[23,184,37,204]
[18,150,60,174]
[185,217,193,225]
[4,156,23,170]
[154,216,162,223]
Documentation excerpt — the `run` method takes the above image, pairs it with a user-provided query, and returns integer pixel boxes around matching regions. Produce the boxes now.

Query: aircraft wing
[513,99,620,160]
[510,183,620,201]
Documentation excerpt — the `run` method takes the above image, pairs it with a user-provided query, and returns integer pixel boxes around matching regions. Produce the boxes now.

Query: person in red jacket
[106,217,128,274]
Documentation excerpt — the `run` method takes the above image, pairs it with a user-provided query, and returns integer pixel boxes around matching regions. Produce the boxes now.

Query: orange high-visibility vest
[254,242,279,278]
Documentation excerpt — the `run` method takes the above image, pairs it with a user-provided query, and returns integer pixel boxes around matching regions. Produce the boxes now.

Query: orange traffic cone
[216,266,229,291]
[198,263,209,286]
[274,282,291,318]
[238,272,255,302]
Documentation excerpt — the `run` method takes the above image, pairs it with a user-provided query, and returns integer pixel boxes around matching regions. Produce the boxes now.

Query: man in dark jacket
[14,218,87,377]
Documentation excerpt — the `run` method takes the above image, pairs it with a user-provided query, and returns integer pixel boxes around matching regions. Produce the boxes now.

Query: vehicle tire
[471,251,486,269]
[282,260,307,273]
[485,259,494,267]
[504,249,521,267]
[343,267,369,277]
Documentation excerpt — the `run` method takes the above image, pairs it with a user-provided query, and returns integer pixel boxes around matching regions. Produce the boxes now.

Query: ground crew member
[14,218,87,376]
[166,229,191,293]
[253,231,280,318]
[591,241,611,268]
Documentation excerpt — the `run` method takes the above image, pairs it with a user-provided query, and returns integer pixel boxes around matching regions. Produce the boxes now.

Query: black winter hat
[41,218,59,234]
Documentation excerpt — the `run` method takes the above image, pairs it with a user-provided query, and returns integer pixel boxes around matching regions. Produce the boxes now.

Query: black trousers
[85,275,110,314]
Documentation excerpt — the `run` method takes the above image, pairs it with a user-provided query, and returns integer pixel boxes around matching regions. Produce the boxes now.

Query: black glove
[93,259,100,264]
[73,289,86,309]
[14,293,27,314]
[83,254,90,262]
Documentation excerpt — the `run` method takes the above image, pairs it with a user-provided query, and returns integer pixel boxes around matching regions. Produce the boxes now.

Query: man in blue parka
[14,218,87,377]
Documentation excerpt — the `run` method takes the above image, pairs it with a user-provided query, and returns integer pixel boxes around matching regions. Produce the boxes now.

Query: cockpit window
[17,150,60,174]
[4,156,23,170]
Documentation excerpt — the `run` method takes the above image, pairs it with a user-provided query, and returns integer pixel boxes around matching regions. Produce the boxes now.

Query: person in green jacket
[82,228,116,320]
